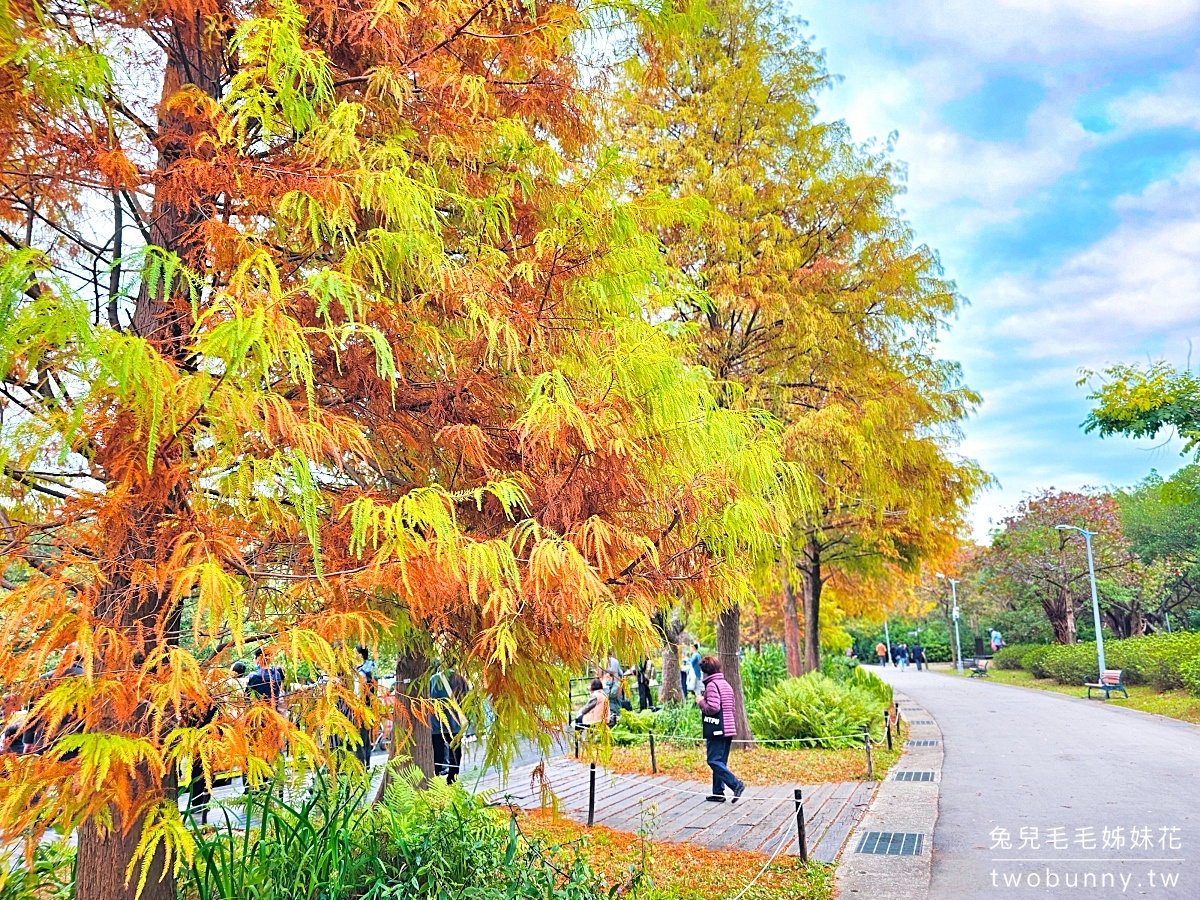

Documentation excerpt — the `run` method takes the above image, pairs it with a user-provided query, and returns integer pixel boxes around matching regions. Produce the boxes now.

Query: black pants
[705,736,740,795]
[188,758,211,823]
[637,681,652,710]
[356,725,373,768]
[432,732,462,783]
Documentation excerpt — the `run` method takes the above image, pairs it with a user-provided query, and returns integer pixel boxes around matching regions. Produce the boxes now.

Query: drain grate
[856,831,925,855]
[905,740,939,747]
[893,770,936,782]
[909,719,933,724]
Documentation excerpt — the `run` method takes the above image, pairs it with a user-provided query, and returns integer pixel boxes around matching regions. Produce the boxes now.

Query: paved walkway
[470,755,875,862]
[877,667,1200,898]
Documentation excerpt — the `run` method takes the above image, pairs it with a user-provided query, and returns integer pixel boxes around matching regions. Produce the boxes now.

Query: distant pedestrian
[431,667,467,783]
[911,642,925,671]
[635,657,655,710]
[896,643,909,672]
[687,643,702,696]
[876,642,888,666]
[990,628,1004,653]
[354,646,378,769]
[696,656,745,803]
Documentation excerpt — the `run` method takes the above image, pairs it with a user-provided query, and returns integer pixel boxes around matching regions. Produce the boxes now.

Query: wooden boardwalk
[470,756,875,863]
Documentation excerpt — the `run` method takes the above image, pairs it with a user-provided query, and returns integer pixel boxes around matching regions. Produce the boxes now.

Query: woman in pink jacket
[696,656,745,802]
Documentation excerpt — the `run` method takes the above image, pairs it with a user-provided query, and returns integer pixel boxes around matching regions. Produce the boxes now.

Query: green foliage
[840,666,893,707]
[0,841,73,900]
[650,702,702,742]
[993,644,1040,670]
[1008,634,1200,691]
[182,766,622,900]
[1085,362,1200,455]
[609,708,657,745]
[742,644,788,703]
[749,673,884,749]
[1021,645,1055,677]
[819,652,857,683]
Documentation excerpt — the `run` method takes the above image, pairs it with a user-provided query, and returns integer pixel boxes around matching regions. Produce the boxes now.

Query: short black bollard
[863,724,874,780]
[885,710,893,752]
[587,762,597,827]
[649,731,658,774]
[575,729,580,759]
[794,788,808,862]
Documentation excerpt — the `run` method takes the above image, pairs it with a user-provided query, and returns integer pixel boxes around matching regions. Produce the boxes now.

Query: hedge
[1009,633,1200,693]
[993,644,1038,670]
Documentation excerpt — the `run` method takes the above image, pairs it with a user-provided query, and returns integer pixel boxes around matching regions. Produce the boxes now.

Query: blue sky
[799,0,1200,539]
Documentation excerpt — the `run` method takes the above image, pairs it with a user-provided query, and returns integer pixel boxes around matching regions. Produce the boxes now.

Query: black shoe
[705,794,727,802]
[732,782,745,803]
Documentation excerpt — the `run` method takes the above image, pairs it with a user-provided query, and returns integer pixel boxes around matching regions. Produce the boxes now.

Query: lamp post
[936,573,963,674]
[1056,524,1106,675]
[883,618,892,665]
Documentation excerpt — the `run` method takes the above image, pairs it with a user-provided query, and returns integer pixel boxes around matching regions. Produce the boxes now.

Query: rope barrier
[600,768,799,802]
[609,731,875,747]
[727,811,800,900]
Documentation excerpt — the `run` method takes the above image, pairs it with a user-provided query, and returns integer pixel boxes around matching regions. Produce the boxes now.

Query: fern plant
[749,673,885,749]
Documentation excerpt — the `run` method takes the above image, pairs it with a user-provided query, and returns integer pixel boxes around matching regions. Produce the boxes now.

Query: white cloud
[991,161,1200,359]
[1108,65,1200,132]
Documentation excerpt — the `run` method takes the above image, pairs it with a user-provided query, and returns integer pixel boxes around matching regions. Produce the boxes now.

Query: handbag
[701,711,724,739]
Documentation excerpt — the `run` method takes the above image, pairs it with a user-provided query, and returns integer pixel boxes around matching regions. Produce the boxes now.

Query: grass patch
[518,808,835,900]
[603,721,906,785]
[948,668,1200,725]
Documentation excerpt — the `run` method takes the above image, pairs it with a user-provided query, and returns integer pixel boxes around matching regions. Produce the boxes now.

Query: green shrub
[609,707,656,745]
[749,672,885,749]
[183,767,622,900]
[1181,654,1200,696]
[841,665,893,706]
[742,644,788,702]
[1037,643,1100,684]
[649,701,702,741]
[820,652,858,682]
[993,643,1040,670]
[1121,633,1200,689]
[0,841,73,900]
[1022,645,1055,677]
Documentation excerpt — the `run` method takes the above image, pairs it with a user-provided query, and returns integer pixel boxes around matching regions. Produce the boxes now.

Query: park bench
[1086,669,1128,700]
[968,658,989,678]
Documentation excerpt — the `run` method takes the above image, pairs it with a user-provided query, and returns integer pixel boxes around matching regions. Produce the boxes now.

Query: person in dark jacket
[635,658,655,711]
[430,668,467,783]
[911,642,925,672]
[695,656,745,802]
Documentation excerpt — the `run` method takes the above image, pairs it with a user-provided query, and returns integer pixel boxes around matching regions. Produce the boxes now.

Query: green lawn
[948,667,1200,725]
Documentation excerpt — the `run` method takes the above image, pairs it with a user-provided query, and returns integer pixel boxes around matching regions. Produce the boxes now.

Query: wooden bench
[1086,669,1128,700]
[967,658,989,678]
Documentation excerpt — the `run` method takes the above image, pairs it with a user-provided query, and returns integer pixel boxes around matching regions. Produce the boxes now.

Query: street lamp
[1056,524,1106,675]
[936,573,963,674]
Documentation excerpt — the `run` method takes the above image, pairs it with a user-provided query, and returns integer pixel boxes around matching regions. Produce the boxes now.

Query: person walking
[354,646,378,769]
[430,667,467,782]
[696,656,745,803]
[911,641,925,672]
[687,643,703,695]
[635,657,655,710]
[895,643,909,672]
[875,641,888,666]
[990,628,1004,653]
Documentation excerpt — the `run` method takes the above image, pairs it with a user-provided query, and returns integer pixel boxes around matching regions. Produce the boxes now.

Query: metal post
[1083,530,1106,674]
[649,731,657,774]
[587,762,596,827]
[885,710,893,752]
[574,729,580,759]
[950,579,963,675]
[1057,525,1106,677]
[794,788,808,862]
[862,724,874,780]
[883,618,892,665]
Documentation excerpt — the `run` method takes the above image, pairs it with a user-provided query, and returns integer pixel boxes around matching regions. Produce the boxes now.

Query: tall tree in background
[612,0,982,679]
[0,0,796,894]
[981,490,1130,644]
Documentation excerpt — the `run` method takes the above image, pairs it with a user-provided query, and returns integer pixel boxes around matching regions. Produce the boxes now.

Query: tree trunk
[657,609,683,705]
[1045,589,1077,644]
[716,605,754,748]
[380,649,435,794]
[75,807,173,900]
[799,534,822,674]
[780,559,802,677]
[75,14,219,896]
